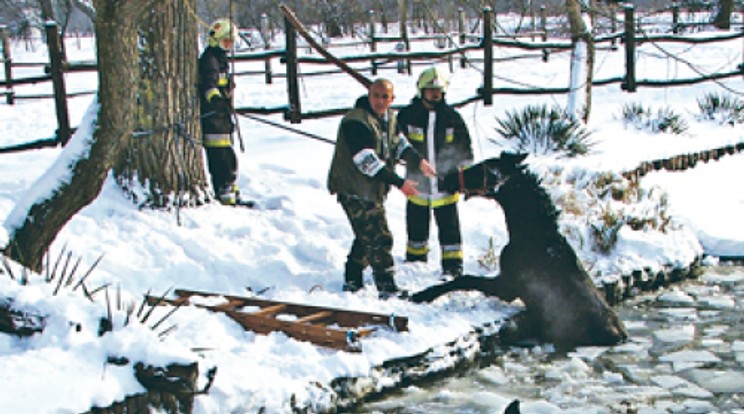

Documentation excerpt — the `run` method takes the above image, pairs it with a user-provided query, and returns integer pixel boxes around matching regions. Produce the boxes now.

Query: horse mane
[439,157,562,241]
[495,168,562,242]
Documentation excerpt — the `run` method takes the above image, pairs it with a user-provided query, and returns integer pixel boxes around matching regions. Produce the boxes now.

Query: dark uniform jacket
[328,96,421,203]
[198,45,234,145]
[396,97,473,206]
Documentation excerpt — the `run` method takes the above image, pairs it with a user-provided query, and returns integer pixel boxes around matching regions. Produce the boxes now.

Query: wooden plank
[174,289,408,332]
[251,304,286,317]
[211,298,244,311]
[226,310,359,351]
[295,311,331,324]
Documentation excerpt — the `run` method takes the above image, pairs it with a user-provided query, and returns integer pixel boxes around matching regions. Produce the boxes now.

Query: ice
[683,369,744,393]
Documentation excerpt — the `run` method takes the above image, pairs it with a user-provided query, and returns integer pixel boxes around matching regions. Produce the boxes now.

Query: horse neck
[496,172,561,242]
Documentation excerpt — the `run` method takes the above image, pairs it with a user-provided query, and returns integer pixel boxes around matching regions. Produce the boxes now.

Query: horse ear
[499,151,528,165]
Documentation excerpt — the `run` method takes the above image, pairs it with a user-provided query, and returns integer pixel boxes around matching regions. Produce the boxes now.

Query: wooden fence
[1,5,743,144]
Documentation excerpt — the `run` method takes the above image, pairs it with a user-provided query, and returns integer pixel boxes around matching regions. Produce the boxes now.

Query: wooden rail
[1,7,742,141]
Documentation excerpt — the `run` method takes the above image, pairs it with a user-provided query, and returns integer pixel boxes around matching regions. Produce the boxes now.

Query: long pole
[229,0,245,151]
[280,4,372,89]
[239,112,334,145]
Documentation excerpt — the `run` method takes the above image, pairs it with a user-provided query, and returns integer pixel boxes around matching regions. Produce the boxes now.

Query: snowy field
[0,21,743,414]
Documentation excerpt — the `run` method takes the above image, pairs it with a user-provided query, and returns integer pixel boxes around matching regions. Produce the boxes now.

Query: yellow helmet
[417,67,448,96]
[208,19,237,50]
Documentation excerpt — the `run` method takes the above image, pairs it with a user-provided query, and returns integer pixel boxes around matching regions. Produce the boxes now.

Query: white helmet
[208,19,237,50]
[417,67,448,96]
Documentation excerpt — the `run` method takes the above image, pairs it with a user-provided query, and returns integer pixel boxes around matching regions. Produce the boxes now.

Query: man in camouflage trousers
[328,79,435,298]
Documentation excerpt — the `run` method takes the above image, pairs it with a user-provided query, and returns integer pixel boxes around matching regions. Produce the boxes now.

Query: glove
[210,96,232,114]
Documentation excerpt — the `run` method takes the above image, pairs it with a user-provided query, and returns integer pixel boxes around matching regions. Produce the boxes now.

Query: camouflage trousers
[337,194,395,276]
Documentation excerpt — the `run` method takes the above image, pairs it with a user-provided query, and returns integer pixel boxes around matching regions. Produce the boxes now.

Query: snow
[0,22,743,414]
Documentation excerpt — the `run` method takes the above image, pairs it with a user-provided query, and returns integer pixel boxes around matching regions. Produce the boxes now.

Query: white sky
[0,18,743,414]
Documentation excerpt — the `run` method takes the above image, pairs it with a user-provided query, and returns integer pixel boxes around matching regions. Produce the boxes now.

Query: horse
[410,152,628,350]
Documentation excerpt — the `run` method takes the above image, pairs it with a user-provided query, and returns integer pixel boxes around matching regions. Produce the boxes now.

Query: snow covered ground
[0,23,743,414]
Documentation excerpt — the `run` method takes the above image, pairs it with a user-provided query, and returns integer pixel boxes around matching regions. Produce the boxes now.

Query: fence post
[458,8,465,45]
[369,10,378,76]
[622,4,637,93]
[672,3,680,34]
[458,8,467,68]
[261,13,273,84]
[530,3,536,42]
[540,5,547,42]
[1,25,14,105]
[483,7,493,106]
[283,15,301,124]
[400,0,411,74]
[540,5,549,62]
[45,22,71,145]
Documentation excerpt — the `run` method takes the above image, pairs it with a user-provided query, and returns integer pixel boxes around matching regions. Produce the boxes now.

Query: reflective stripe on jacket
[397,97,473,206]
[203,133,232,148]
[327,101,400,203]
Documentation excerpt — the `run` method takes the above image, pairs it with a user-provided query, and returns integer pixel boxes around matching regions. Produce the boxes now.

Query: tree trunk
[114,0,208,209]
[3,0,154,272]
[565,0,594,123]
[713,0,733,29]
[38,0,55,21]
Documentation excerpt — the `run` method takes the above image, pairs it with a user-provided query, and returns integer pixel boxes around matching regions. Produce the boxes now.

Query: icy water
[357,266,744,414]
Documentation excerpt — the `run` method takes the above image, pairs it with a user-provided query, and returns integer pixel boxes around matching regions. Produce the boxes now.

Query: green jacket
[328,97,410,203]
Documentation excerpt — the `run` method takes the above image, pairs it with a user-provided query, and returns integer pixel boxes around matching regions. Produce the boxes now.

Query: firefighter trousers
[205,146,238,194]
[405,201,463,272]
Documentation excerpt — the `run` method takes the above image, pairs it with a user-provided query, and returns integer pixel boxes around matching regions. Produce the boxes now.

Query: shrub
[591,204,624,254]
[544,167,673,254]
[697,92,744,126]
[493,104,593,157]
[621,103,688,134]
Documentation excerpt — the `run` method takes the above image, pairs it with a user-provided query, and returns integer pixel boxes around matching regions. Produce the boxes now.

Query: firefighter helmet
[416,67,448,96]
[208,19,237,50]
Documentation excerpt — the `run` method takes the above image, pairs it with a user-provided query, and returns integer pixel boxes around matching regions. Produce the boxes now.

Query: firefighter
[396,67,474,278]
[328,79,436,298]
[198,19,239,205]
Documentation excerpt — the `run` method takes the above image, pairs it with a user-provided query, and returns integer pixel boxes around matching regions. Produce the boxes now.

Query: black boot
[405,251,427,263]
[342,260,364,293]
[374,269,407,300]
[441,263,463,280]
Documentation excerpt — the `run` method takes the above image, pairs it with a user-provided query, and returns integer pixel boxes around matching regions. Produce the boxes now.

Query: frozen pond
[355,266,744,414]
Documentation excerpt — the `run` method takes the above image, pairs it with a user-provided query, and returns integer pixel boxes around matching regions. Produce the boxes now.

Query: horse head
[441,152,528,199]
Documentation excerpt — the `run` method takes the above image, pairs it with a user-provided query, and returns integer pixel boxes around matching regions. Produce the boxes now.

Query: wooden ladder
[145,288,408,352]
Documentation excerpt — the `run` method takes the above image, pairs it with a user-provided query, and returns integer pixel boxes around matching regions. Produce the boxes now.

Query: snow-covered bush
[535,166,674,255]
[697,92,744,126]
[494,105,593,157]
[621,102,688,134]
